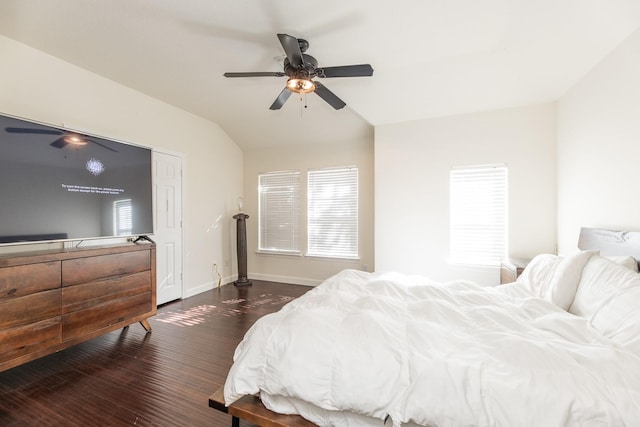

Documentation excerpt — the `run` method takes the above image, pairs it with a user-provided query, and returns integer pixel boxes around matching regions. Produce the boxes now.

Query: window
[307,166,358,259]
[449,164,507,266]
[258,171,300,254]
[114,199,133,236]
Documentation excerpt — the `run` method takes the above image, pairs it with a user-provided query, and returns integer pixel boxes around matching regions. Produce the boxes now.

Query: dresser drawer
[62,270,151,314]
[62,291,152,341]
[62,250,150,286]
[0,261,60,300]
[0,317,61,363]
[0,289,61,329]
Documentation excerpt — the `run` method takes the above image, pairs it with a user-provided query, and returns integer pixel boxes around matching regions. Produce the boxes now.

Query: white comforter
[224,269,640,426]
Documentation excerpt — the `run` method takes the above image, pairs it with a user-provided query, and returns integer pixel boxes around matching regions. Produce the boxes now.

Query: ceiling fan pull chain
[300,94,304,118]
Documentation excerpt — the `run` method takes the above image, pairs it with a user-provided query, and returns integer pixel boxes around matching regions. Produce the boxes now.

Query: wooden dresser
[0,242,156,372]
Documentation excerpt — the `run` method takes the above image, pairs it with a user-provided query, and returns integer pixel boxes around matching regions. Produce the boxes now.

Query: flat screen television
[0,113,153,245]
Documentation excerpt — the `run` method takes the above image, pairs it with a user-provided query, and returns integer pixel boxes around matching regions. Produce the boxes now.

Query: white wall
[557,28,640,254]
[375,103,557,285]
[9,22,637,290]
[0,35,243,296]
[243,139,374,286]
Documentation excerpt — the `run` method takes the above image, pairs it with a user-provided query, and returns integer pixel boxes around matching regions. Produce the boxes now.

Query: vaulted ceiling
[1,0,639,150]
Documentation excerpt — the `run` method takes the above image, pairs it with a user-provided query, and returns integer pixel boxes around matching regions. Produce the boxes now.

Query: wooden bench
[209,387,316,427]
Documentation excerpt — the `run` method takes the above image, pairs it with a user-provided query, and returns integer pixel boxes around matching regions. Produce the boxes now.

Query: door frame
[152,148,186,303]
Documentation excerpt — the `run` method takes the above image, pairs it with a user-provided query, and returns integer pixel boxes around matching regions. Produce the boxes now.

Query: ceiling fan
[4,127,117,152]
[224,33,373,110]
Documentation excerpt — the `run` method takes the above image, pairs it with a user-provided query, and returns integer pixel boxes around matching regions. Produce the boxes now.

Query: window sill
[256,250,302,257]
[305,254,360,262]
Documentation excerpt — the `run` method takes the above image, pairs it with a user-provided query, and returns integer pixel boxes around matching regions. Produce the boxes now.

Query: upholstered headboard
[578,227,640,267]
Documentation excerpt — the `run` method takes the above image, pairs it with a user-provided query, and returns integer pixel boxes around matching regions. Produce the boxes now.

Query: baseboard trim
[247,272,322,287]
[183,281,213,299]
[183,275,236,299]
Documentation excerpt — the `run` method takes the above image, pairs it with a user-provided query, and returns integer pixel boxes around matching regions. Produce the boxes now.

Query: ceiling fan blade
[87,138,118,152]
[5,127,63,135]
[224,72,285,78]
[50,137,68,149]
[269,87,292,110]
[316,64,374,78]
[313,81,346,110]
[277,33,304,68]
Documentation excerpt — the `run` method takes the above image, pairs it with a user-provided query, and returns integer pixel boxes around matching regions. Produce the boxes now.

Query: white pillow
[516,254,560,297]
[605,256,639,272]
[589,284,640,354]
[569,256,640,318]
[543,250,599,310]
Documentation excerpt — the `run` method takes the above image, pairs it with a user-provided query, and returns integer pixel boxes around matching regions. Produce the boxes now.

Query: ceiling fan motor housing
[284,54,318,77]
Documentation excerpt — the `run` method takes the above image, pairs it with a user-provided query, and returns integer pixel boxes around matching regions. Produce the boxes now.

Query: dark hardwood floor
[0,280,312,426]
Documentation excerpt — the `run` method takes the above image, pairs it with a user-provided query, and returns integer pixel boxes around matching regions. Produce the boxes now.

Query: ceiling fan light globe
[64,134,88,146]
[286,78,315,94]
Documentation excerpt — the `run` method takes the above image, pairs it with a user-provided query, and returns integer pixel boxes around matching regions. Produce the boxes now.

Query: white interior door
[153,150,184,305]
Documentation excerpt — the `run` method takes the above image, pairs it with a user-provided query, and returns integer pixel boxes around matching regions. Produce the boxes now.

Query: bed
[220,228,640,426]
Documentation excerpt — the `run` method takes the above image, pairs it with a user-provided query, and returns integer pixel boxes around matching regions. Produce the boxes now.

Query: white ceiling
[1,0,639,150]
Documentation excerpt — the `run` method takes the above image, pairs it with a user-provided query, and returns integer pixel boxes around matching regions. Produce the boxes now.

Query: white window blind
[114,199,133,236]
[307,167,358,259]
[450,164,507,266]
[258,171,300,254]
